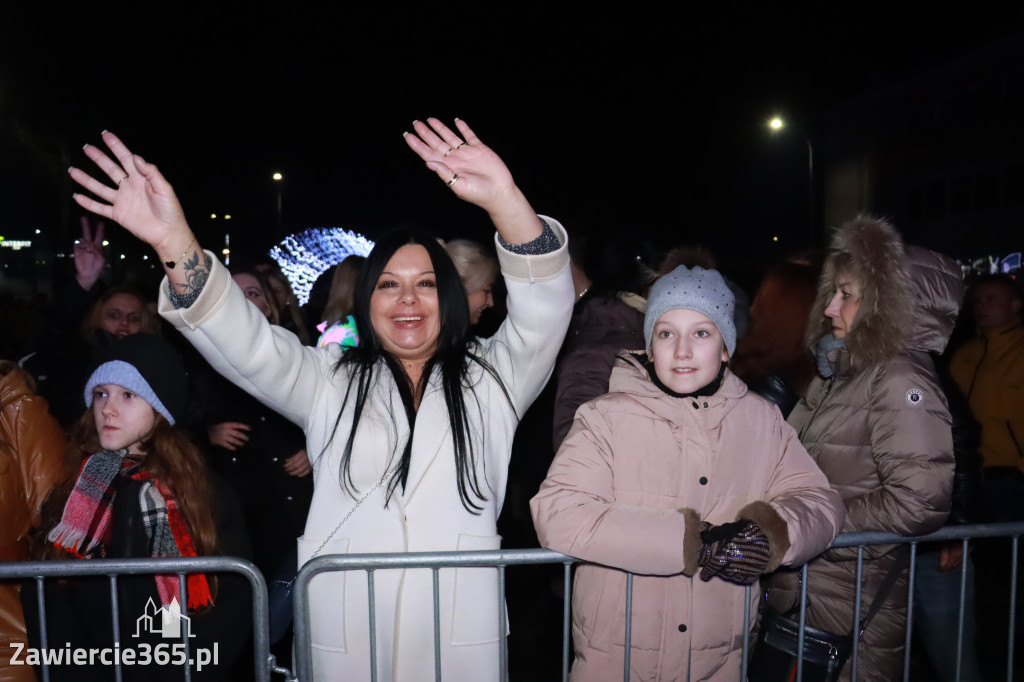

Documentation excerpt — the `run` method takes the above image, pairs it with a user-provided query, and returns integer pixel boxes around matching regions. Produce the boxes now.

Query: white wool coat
[158,220,574,681]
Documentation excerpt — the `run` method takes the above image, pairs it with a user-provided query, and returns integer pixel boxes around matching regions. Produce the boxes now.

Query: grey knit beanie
[644,266,736,356]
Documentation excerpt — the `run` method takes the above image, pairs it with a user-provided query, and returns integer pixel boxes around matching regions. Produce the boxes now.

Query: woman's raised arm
[404,118,543,245]
[69,131,208,301]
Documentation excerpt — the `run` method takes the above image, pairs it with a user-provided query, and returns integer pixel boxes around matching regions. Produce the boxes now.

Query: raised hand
[69,131,196,266]
[404,118,543,245]
[74,217,106,291]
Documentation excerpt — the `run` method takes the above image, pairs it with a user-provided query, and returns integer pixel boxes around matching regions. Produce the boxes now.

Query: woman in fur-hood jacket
[768,215,959,681]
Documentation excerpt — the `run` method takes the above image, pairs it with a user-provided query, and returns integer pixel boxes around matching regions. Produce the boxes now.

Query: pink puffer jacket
[531,354,844,682]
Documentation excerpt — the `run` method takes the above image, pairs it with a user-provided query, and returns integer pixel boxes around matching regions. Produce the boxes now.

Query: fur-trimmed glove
[696,519,772,585]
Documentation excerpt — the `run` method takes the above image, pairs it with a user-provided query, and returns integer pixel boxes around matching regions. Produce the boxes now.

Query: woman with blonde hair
[444,239,499,326]
[766,216,959,680]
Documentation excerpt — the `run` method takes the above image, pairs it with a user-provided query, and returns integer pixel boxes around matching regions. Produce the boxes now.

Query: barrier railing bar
[177,571,192,682]
[956,538,968,682]
[623,572,633,682]
[498,564,508,682]
[108,574,123,682]
[851,547,864,681]
[35,577,49,682]
[741,584,751,682]
[368,569,378,682]
[432,567,442,682]
[562,562,571,682]
[903,544,917,682]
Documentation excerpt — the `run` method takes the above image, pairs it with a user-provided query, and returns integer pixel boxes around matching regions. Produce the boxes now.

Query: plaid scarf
[48,449,212,609]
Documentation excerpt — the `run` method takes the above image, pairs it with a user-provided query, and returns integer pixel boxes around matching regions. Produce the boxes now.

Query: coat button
[691,401,699,409]
[699,476,708,485]
[272,457,278,462]
[678,624,687,632]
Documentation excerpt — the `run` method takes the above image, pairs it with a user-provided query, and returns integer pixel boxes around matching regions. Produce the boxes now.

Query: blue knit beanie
[83,334,187,425]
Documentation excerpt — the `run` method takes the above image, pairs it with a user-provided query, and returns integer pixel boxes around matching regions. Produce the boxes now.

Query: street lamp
[768,117,815,247]
[273,172,283,237]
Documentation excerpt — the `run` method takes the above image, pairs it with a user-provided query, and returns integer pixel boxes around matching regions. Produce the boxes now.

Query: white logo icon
[133,598,195,639]
[906,389,924,407]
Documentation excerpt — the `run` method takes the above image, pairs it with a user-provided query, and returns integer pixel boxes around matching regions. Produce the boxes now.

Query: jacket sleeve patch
[906,388,924,406]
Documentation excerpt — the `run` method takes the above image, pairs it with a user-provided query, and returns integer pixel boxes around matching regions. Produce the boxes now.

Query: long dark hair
[326,227,513,513]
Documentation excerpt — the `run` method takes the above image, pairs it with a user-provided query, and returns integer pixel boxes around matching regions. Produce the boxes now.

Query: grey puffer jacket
[771,217,960,682]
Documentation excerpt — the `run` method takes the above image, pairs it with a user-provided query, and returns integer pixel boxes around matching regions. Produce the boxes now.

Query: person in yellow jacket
[949,273,1024,680]
[950,274,1024,477]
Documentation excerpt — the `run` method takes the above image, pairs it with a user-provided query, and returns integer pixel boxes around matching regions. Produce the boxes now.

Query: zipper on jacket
[799,375,837,440]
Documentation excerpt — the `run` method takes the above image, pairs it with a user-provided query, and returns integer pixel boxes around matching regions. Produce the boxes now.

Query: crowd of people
[0,116,1021,682]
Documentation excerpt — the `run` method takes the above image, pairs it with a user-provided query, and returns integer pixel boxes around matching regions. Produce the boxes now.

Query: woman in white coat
[67,118,575,681]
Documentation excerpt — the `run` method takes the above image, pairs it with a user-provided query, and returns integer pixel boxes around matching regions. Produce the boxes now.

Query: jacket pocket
[449,533,504,646]
[297,535,350,652]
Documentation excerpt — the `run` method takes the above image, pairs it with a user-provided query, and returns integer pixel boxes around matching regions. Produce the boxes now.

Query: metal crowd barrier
[291,521,1024,682]
[4,522,1021,681]
[0,556,277,682]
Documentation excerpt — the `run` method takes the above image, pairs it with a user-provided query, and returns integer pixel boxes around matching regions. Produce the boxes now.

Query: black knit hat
[83,334,188,425]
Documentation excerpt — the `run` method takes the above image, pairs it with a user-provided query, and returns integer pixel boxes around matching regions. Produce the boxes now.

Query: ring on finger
[456,142,467,149]
[447,173,460,187]
[117,175,129,185]
[443,147,453,157]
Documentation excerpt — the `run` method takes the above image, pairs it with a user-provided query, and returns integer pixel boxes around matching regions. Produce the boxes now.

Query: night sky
[2,3,1022,271]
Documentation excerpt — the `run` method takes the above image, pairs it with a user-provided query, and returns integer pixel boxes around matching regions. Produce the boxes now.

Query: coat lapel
[401,371,451,506]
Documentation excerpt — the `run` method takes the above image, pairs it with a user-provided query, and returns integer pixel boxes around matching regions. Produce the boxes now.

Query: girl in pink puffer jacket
[532,265,845,682]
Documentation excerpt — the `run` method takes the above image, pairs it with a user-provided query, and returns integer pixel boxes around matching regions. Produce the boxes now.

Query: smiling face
[369,244,441,363]
[101,293,144,338]
[824,273,862,340]
[92,383,158,454]
[466,278,496,325]
[650,308,729,394]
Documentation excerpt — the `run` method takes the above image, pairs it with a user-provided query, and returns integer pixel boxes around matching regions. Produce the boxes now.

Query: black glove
[696,519,772,585]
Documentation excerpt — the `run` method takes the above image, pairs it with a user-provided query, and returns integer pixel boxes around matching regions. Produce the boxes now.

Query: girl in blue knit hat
[24,334,253,681]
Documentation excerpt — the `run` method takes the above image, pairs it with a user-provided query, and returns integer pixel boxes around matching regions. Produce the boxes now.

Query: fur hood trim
[805,215,913,370]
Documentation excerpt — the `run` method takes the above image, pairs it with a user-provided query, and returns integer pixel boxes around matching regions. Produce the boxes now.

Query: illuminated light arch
[269,227,375,306]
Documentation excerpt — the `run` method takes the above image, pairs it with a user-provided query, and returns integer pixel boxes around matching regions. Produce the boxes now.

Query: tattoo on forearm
[168,250,213,309]
[184,251,212,292]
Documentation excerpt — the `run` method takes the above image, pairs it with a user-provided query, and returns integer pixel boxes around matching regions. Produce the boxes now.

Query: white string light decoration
[269,227,375,306]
